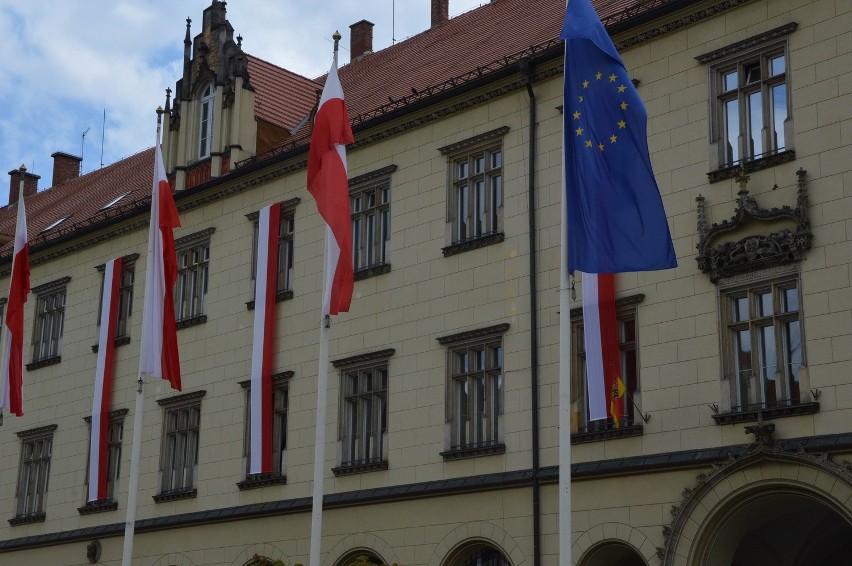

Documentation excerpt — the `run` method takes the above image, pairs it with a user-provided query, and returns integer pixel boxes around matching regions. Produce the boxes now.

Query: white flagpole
[122,107,164,566]
[309,309,330,566]
[559,26,573,566]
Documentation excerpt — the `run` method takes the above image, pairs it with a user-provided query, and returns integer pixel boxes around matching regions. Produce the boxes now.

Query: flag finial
[333,30,341,53]
[18,164,26,173]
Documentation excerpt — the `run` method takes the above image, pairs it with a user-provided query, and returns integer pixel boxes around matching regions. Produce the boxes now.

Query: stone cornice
[332,348,396,369]
[95,253,140,272]
[695,22,798,64]
[437,127,510,155]
[244,197,301,221]
[437,323,510,346]
[16,423,58,438]
[175,226,215,249]
[31,276,71,295]
[348,165,398,188]
[570,293,645,319]
[238,370,294,388]
[156,390,206,407]
[83,407,129,424]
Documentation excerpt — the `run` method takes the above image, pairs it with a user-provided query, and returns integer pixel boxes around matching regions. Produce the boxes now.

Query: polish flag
[139,146,182,390]
[88,257,122,502]
[307,51,354,316]
[582,272,624,424]
[0,181,31,416]
[250,204,280,474]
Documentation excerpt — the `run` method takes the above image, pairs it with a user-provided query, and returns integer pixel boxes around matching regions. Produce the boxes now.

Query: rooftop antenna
[100,109,106,169]
[392,0,396,44]
[80,127,91,175]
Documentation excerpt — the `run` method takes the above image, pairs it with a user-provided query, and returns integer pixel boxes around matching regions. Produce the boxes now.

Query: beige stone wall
[2,0,851,564]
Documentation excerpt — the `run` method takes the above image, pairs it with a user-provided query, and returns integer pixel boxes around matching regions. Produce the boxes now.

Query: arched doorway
[707,492,852,566]
[580,542,646,566]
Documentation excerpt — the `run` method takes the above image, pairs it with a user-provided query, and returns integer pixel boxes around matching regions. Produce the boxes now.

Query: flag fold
[581,272,623,425]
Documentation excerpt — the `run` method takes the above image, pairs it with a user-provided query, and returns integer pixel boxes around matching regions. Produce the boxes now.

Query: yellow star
[578,96,584,102]
[575,127,584,136]
[610,134,618,143]
[618,120,626,129]
[582,80,589,88]
[620,101,629,110]
[618,84,627,93]
[595,72,602,80]
[598,143,605,151]
[609,73,617,82]
[585,140,593,148]
[573,111,581,120]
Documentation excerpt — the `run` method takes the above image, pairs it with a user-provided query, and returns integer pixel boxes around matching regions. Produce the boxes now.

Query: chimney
[51,152,82,187]
[8,165,39,206]
[431,0,449,27]
[349,20,374,62]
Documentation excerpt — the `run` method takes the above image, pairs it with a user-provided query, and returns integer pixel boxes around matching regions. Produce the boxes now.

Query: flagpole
[122,107,164,566]
[559,26,573,566]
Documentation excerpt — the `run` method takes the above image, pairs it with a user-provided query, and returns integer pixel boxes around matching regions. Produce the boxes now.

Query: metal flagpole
[122,107,163,566]
[559,19,573,565]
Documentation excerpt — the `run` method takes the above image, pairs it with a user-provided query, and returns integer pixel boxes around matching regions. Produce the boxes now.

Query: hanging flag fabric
[307,51,355,316]
[581,272,623,424]
[562,0,677,274]
[88,257,122,502]
[139,146,182,390]
[250,204,280,474]
[0,181,31,416]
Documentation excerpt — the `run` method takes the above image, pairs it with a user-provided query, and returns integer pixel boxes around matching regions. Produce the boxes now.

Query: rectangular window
[241,377,289,482]
[82,411,126,508]
[159,400,201,496]
[13,425,57,522]
[250,210,295,300]
[175,230,212,322]
[96,258,136,340]
[351,179,391,272]
[341,364,388,467]
[722,277,803,411]
[31,279,69,363]
[450,146,503,243]
[700,26,794,171]
[571,302,640,435]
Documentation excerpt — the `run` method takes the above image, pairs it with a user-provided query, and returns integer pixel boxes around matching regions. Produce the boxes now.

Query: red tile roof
[247,54,321,131]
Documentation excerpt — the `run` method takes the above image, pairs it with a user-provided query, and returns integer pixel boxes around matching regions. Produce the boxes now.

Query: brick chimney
[431,0,449,27]
[51,152,82,187]
[8,165,39,205]
[349,20,374,62]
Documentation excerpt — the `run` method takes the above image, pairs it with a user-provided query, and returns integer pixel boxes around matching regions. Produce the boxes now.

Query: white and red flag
[250,204,280,474]
[0,181,30,416]
[88,257,122,501]
[582,272,624,424]
[139,146,182,390]
[307,51,354,316]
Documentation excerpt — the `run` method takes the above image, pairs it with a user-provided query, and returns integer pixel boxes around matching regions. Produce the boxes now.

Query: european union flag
[561,0,677,273]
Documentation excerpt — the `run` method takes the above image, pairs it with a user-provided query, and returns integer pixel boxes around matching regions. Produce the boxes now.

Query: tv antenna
[81,127,91,175]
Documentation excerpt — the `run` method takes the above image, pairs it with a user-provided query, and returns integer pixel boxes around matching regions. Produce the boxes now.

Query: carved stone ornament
[695,168,811,282]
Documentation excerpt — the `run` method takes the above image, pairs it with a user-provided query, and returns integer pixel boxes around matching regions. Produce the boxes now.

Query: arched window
[448,544,510,566]
[198,84,215,159]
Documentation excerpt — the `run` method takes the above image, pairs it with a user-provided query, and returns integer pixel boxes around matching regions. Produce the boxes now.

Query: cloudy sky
[0,0,484,205]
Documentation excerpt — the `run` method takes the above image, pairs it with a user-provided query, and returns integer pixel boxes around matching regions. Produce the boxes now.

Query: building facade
[1,0,851,565]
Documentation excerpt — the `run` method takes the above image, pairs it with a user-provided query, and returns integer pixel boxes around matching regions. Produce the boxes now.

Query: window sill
[176,314,207,330]
[152,488,197,503]
[26,356,61,371]
[712,402,819,425]
[8,513,46,526]
[332,460,389,476]
[442,232,505,257]
[707,150,796,183]
[245,290,293,311]
[78,499,118,515]
[91,335,131,353]
[440,442,505,461]
[571,424,643,444]
[354,263,391,281]
[236,473,287,490]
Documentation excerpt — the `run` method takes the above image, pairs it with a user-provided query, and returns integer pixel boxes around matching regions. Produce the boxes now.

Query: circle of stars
[572,70,631,153]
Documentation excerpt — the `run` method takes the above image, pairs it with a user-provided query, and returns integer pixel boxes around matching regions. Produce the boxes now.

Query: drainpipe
[519,56,541,566]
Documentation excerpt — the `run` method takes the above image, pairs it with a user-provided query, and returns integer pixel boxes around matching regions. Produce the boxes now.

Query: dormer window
[100,191,132,211]
[41,215,70,233]
[198,84,215,159]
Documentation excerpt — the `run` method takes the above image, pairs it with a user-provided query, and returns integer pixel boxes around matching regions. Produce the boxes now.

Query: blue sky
[0,0,483,206]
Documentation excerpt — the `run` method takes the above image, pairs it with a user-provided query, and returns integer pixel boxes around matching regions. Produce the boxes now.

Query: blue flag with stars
[561,0,677,273]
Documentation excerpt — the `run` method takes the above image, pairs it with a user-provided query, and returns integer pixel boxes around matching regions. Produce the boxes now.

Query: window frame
[698,23,797,175]
[437,324,509,460]
[570,294,644,442]
[10,424,57,525]
[246,199,300,308]
[80,408,128,513]
[198,83,215,160]
[29,277,70,367]
[349,165,396,278]
[153,391,206,502]
[174,228,214,325]
[95,254,138,344]
[332,349,395,475]
[718,272,807,414]
[237,372,291,489]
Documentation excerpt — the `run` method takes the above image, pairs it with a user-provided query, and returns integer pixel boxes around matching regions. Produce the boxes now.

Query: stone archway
[579,541,647,566]
[660,440,852,566]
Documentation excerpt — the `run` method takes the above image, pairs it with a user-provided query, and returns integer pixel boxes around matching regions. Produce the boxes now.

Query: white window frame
[175,229,213,322]
[349,166,395,273]
[156,392,205,497]
[13,425,57,521]
[240,374,290,482]
[198,83,215,160]
[31,278,70,363]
